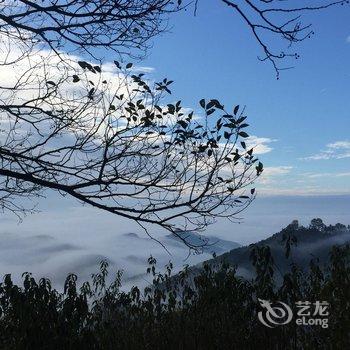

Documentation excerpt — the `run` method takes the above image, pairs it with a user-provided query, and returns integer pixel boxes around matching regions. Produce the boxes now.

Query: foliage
[0,242,349,349]
[0,1,262,244]
[0,57,261,246]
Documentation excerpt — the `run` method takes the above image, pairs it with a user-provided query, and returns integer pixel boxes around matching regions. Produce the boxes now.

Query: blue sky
[132,1,350,196]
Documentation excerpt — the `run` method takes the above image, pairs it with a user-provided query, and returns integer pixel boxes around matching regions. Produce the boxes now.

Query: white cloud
[327,141,350,149]
[245,135,276,155]
[131,66,155,74]
[258,166,293,185]
[304,172,350,179]
[346,35,350,43]
[263,166,293,176]
[302,140,350,161]
[302,153,332,161]
[258,187,350,196]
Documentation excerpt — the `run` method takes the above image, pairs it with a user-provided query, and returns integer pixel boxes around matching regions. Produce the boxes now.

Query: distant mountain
[3,218,347,290]
[164,231,240,255]
[196,219,350,282]
[0,229,240,290]
[120,231,240,289]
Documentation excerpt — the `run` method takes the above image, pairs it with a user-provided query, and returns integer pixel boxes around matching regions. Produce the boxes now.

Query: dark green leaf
[177,120,188,129]
[239,131,249,138]
[206,109,215,116]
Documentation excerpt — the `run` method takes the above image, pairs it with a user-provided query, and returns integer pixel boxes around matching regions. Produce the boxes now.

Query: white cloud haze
[302,140,350,160]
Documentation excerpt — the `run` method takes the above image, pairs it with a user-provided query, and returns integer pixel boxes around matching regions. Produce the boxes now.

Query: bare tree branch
[219,0,349,78]
[0,0,267,250]
[0,0,183,58]
[0,49,262,249]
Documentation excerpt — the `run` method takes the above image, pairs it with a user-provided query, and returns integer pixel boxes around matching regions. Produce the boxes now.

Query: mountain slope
[199,219,350,281]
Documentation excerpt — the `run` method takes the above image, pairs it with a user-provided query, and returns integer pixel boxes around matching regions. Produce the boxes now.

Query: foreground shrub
[0,244,349,349]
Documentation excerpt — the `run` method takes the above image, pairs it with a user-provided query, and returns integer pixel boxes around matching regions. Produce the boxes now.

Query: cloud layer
[302,140,350,160]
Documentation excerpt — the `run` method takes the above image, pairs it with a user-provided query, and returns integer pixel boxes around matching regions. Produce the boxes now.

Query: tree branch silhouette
[219,0,349,78]
[0,47,262,249]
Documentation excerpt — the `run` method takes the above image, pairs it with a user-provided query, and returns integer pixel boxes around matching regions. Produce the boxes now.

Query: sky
[0,1,349,285]
[134,1,350,196]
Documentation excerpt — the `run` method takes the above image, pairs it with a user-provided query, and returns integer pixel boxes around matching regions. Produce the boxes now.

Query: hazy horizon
[1,192,348,288]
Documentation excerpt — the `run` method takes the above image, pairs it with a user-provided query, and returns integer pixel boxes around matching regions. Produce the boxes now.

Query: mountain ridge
[198,218,350,281]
